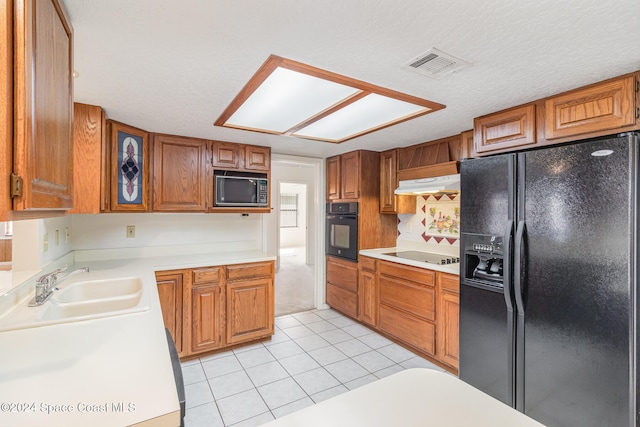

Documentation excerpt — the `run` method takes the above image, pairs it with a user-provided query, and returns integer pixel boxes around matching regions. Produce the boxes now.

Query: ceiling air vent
[404,48,471,78]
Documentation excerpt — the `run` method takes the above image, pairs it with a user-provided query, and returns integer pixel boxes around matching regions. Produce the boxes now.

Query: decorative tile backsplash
[397,193,460,249]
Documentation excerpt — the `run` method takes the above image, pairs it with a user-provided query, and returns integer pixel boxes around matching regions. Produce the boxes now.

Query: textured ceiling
[64,0,640,159]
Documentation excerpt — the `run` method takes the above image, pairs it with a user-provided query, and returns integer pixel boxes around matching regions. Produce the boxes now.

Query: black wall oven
[325,202,358,261]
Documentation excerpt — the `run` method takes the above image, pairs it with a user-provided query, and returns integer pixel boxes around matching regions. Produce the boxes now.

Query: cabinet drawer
[378,261,435,287]
[545,76,636,139]
[192,267,221,285]
[379,276,435,321]
[379,304,435,356]
[326,283,357,318]
[227,262,274,281]
[359,256,376,273]
[439,272,459,293]
[326,256,358,292]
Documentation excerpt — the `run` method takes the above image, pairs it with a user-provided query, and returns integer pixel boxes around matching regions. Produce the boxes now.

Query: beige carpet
[274,247,315,316]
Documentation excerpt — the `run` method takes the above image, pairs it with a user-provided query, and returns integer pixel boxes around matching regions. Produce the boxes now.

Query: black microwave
[214,171,268,207]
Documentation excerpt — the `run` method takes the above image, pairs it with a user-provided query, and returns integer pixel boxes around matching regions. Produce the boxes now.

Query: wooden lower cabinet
[358,268,377,327]
[326,256,358,318]
[155,271,184,357]
[155,260,274,359]
[437,272,460,369]
[355,256,460,372]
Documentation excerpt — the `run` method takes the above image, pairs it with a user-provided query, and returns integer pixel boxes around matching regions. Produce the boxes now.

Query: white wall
[70,213,263,251]
[12,216,73,271]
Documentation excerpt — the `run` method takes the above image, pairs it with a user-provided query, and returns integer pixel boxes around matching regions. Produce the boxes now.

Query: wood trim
[70,103,103,214]
[0,0,12,220]
[396,161,459,182]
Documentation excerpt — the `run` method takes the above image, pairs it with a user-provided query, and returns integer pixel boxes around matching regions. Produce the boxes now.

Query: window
[280,194,298,228]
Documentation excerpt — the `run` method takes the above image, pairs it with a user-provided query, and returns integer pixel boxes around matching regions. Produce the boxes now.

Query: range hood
[394,173,460,195]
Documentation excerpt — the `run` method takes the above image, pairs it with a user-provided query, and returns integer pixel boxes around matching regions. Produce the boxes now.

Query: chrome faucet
[28,265,90,307]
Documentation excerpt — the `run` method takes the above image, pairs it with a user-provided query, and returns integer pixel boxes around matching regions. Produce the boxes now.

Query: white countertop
[360,247,459,275]
[262,368,545,427]
[0,249,276,427]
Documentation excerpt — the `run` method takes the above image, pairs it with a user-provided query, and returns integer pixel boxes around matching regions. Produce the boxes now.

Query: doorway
[276,182,314,315]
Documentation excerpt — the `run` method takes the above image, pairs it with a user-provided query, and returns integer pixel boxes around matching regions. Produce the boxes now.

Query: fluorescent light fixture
[215,55,445,143]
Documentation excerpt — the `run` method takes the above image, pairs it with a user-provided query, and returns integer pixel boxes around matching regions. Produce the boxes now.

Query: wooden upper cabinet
[545,75,637,140]
[212,141,271,172]
[12,0,74,212]
[152,134,208,212]
[340,151,360,199]
[70,103,107,214]
[460,130,476,159]
[244,145,270,171]
[474,105,536,154]
[326,156,341,201]
[212,141,241,169]
[380,149,414,215]
[108,120,150,212]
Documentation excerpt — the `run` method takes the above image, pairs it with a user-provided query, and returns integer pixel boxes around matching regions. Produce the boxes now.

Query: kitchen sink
[53,277,142,304]
[0,277,149,332]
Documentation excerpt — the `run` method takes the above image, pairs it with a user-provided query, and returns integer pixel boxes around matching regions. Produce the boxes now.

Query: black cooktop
[383,251,460,265]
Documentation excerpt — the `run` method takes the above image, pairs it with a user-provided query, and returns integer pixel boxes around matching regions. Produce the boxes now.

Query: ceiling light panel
[225,67,361,133]
[215,55,445,143]
[294,94,430,142]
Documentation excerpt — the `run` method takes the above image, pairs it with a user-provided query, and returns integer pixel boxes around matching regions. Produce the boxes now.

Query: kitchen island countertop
[262,368,545,427]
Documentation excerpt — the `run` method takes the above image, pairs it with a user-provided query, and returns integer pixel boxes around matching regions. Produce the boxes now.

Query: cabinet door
[212,141,241,169]
[71,103,106,214]
[13,0,74,211]
[155,271,184,356]
[326,156,341,200]
[108,121,150,211]
[340,151,360,199]
[244,145,270,171]
[474,105,536,154]
[226,278,274,345]
[358,269,377,327]
[152,134,208,212]
[545,76,636,140]
[191,284,225,353]
[379,150,414,214]
[438,291,459,368]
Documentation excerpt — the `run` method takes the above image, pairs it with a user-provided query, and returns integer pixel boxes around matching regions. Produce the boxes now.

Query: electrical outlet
[55,229,60,246]
[126,225,136,238]
[43,233,49,253]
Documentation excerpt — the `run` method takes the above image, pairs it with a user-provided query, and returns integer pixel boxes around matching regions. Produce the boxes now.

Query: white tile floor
[182,308,445,427]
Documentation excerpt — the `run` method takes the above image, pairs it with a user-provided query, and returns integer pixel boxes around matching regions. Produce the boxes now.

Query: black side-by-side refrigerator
[459,133,638,427]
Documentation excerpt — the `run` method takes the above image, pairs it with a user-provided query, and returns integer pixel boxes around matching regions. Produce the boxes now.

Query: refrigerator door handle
[513,220,526,313]
[514,219,526,411]
[503,219,515,407]
[503,219,515,312]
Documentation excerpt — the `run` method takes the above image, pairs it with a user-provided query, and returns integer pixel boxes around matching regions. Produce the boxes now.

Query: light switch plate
[43,233,49,252]
[126,226,135,238]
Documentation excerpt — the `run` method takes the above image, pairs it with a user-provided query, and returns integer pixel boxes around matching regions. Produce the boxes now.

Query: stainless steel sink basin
[0,276,149,332]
